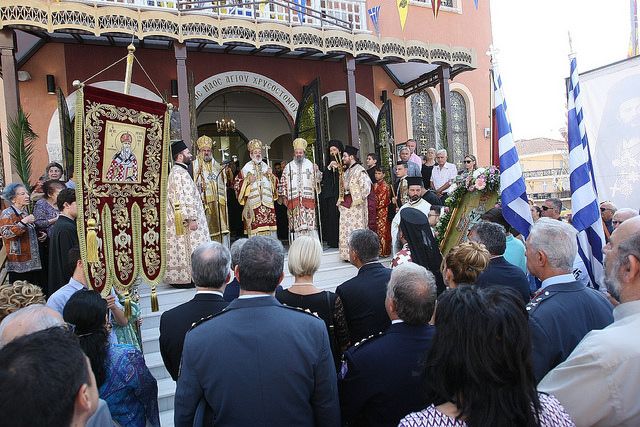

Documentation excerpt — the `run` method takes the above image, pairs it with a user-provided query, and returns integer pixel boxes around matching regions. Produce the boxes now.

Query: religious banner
[74,85,170,301]
[436,166,500,257]
[396,0,408,30]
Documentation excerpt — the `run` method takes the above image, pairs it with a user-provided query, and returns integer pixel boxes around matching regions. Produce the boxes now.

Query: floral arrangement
[435,166,501,244]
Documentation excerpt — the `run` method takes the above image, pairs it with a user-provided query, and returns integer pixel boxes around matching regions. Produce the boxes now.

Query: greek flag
[492,68,534,238]
[368,6,381,36]
[567,56,606,289]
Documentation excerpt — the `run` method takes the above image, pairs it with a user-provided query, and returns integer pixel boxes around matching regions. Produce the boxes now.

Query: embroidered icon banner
[75,85,169,296]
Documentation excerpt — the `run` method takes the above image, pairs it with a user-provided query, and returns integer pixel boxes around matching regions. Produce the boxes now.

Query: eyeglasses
[600,207,613,212]
[612,220,622,225]
[464,160,473,163]
[541,206,551,211]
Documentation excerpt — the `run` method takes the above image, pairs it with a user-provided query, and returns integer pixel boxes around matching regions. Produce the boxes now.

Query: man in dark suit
[48,188,79,295]
[159,241,230,381]
[222,238,247,302]
[336,229,392,344]
[339,263,437,427]
[469,221,531,303]
[525,218,613,381]
[174,236,339,427]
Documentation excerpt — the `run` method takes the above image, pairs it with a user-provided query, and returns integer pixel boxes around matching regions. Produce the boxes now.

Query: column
[174,42,192,146]
[0,29,19,184]
[438,65,453,152]
[344,55,359,148]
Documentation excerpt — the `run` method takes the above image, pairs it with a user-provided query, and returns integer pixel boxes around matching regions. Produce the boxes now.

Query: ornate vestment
[278,158,321,238]
[192,157,230,244]
[165,164,211,285]
[374,181,391,257]
[106,151,138,182]
[234,161,277,236]
[338,163,371,260]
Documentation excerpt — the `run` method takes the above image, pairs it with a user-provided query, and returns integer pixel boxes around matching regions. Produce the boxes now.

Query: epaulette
[279,303,321,319]
[188,307,230,331]
[350,331,385,350]
[526,289,557,313]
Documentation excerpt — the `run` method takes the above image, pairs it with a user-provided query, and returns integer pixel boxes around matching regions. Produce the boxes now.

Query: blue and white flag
[567,56,606,289]
[293,0,307,24]
[492,67,534,238]
[368,6,381,36]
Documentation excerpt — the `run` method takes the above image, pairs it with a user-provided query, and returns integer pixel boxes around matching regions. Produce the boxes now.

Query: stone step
[142,330,160,354]
[144,351,171,381]
[157,377,176,413]
[160,410,174,427]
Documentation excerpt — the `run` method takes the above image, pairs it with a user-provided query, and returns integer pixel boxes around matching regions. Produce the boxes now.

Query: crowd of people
[0,137,639,427]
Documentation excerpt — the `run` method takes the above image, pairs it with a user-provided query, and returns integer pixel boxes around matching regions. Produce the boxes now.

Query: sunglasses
[464,160,473,163]
[541,206,551,211]
[600,207,612,212]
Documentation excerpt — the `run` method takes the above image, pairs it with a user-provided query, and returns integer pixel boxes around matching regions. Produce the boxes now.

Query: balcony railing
[88,0,368,31]
[530,191,572,200]
[523,168,568,179]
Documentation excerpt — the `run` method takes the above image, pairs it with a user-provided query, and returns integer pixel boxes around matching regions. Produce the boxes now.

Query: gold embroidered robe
[338,163,371,260]
[278,158,321,238]
[234,160,277,236]
[193,157,230,243]
[164,164,211,285]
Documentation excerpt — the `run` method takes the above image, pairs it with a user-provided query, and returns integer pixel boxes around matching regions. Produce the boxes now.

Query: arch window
[450,90,469,166]
[410,91,437,155]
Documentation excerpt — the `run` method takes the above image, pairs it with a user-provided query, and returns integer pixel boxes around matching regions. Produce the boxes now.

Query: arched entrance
[196,90,293,166]
[328,106,376,159]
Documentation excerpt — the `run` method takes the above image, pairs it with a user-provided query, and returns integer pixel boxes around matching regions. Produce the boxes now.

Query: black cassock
[48,215,79,295]
[320,164,340,248]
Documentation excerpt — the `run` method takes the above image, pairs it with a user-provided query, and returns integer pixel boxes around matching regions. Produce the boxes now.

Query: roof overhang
[0,0,477,68]
[383,57,475,97]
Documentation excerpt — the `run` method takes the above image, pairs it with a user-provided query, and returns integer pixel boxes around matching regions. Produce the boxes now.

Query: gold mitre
[196,135,214,151]
[247,139,263,152]
[292,138,308,150]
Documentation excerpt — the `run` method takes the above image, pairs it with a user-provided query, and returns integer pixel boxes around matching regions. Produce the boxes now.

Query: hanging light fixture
[216,94,236,134]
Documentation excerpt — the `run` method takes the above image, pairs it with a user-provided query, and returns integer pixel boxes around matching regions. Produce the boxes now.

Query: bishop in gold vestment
[193,135,230,247]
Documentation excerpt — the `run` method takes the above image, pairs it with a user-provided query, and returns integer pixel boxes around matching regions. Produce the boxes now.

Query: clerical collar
[175,162,189,171]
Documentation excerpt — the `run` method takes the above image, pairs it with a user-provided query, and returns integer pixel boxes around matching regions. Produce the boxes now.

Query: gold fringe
[124,292,131,318]
[86,218,98,263]
[174,202,184,235]
[150,286,159,312]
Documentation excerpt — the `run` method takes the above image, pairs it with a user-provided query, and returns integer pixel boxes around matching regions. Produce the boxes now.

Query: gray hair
[399,147,410,154]
[238,236,284,292]
[545,198,563,213]
[0,304,64,348]
[613,208,639,222]
[1,183,25,202]
[387,263,437,325]
[436,149,447,157]
[527,218,577,271]
[230,238,248,268]
[349,229,380,264]
[288,236,322,277]
[470,221,506,256]
[191,242,231,289]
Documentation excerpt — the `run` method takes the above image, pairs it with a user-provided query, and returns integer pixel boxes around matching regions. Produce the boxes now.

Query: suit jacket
[475,256,531,304]
[528,280,613,382]
[159,293,228,381]
[47,215,78,295]
[174,296,340,427]
[336,262,392,344]
[339,322,436,427]
[222,278,240,302]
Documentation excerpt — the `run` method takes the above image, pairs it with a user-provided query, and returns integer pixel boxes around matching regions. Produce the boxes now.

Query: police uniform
[527,276,614,382]
[338,321,436,427]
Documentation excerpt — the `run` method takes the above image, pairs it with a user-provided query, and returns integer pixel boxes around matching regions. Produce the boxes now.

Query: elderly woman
[399,287,575,426]
[441,241,490,288]
[31,162,65,201]
[33,180,65,236]
[276,236,350,368]
[0,183,43,286]
[0,281,46,323]
[64,290,159,427]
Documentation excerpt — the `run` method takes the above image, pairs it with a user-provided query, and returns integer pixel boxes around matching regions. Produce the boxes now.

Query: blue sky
[491,0,631,140]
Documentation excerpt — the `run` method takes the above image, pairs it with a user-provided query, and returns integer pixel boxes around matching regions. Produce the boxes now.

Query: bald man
[0,304,63,348]
[612,208,639,230]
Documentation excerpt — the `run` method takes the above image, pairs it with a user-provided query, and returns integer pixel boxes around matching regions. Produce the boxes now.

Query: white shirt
[430,162,457,193]
[196,290,224,297]
[539,300,640,427]
[238,294,272,299]
[539,273,576,291]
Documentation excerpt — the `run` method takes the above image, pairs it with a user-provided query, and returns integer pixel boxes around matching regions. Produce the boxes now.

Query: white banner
[579,56,640,209]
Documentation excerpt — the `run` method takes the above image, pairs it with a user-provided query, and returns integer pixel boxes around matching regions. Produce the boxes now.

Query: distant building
[516,138,571,209]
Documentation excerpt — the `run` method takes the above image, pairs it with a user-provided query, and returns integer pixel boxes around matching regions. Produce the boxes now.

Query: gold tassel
[150,286,159,312]
[86,218,98,263]
[124,292,131,318]
[174,201,184,235]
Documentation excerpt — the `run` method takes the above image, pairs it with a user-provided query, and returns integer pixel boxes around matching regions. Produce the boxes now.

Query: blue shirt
[539,273,577,291]
[504,234,527,273]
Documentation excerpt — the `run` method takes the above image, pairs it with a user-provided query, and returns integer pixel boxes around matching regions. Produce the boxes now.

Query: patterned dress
[338,163,371,260]
[164,163,211,285]
[0,206,41,273]
[374,180,391,256]
[278,158,321,239]
[234,160,277,236]
[398,393,575,427]
[100,344,160,427]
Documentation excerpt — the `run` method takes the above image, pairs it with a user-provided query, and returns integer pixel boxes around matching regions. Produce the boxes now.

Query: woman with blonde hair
[276,236,350,368]
[0,281,46,322]
[442,241,490,288]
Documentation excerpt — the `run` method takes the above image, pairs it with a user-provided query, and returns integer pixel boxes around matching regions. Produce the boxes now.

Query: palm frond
[7,107,37,192]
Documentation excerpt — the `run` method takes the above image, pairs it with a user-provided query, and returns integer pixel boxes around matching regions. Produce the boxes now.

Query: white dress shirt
[539,300,640,427]
[430,162,457,193]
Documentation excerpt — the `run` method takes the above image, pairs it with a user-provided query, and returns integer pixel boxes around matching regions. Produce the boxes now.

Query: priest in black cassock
[48,188,79,294]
